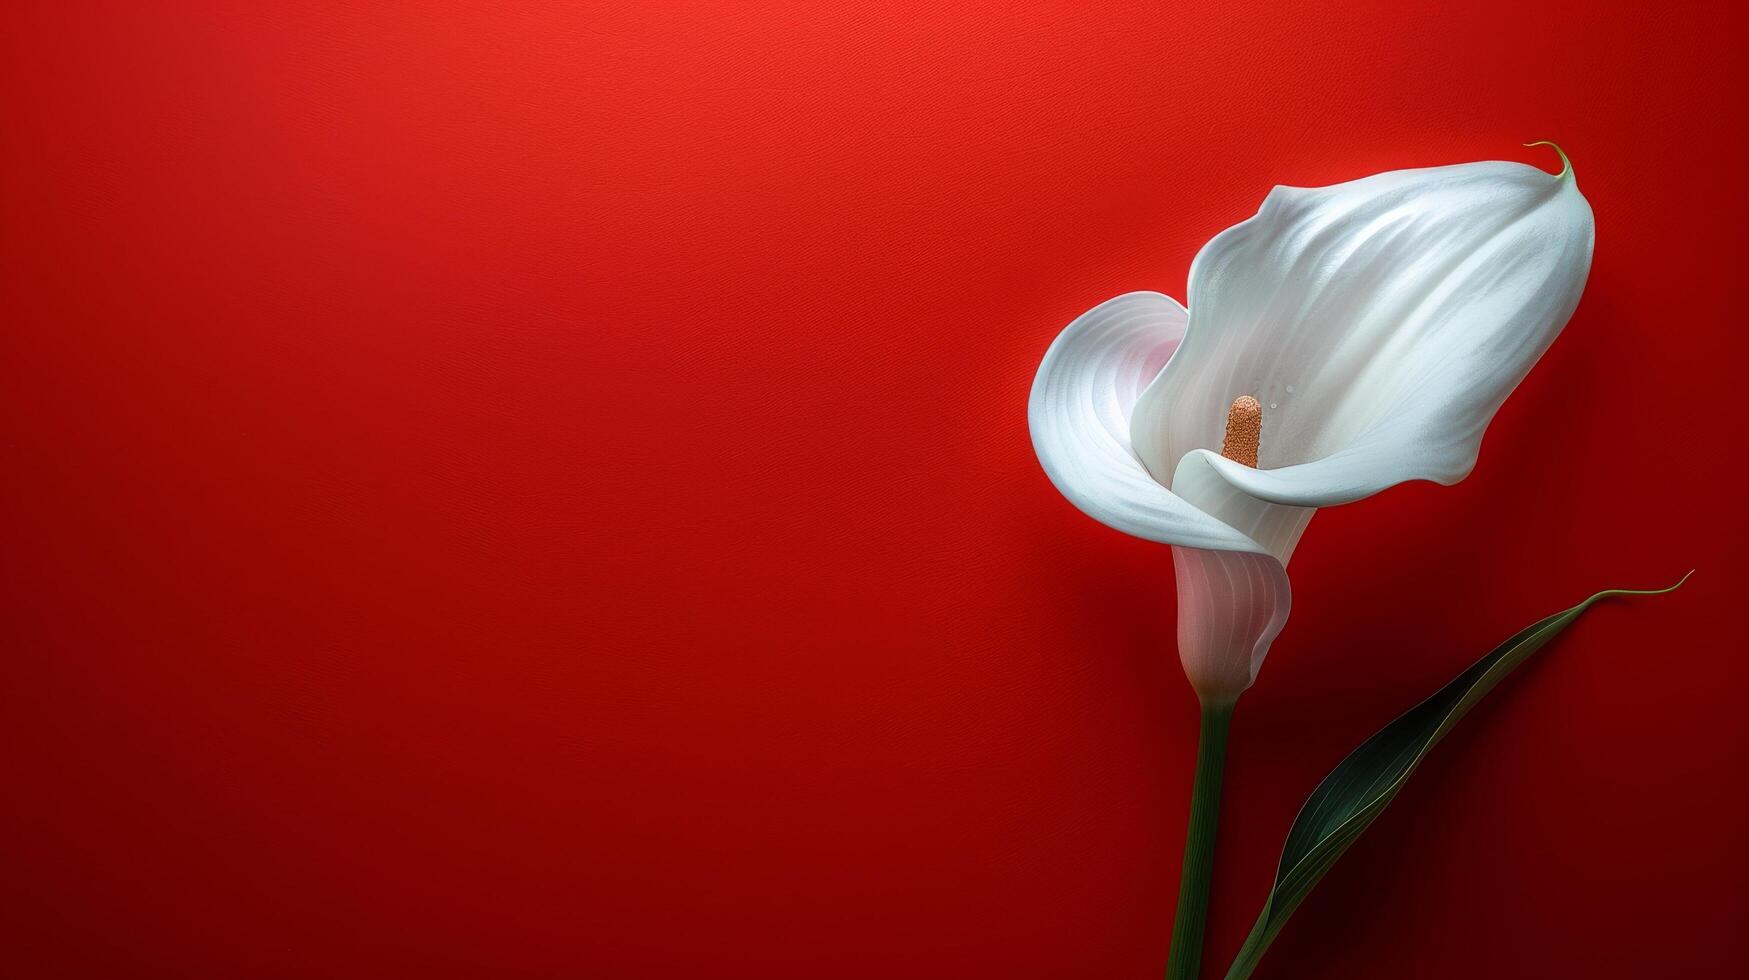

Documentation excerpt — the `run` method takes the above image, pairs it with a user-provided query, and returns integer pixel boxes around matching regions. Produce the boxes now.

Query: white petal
[1132,155,1595,508]
[1027,292,1266,553]
[1172,545,1291,702]
[1171,451,1314,562]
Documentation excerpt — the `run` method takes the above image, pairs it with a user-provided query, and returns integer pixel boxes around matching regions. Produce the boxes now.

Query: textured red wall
[4,2,1745,977]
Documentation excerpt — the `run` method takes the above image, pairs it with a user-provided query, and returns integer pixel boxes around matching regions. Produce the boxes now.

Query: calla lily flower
[1029,148,1594,704]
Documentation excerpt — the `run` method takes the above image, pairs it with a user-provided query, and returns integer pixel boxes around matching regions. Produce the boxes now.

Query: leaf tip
[1639,569,1695,595]
[1580,569,1695,607]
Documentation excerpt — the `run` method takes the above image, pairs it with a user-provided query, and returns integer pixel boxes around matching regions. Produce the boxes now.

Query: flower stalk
[1165,698,1235,980]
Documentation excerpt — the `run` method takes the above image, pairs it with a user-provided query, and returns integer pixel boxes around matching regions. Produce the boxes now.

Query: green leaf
[1223,574,1691,980]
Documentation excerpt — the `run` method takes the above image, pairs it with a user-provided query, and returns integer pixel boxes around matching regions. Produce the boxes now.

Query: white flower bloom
[1029,149,1594,702]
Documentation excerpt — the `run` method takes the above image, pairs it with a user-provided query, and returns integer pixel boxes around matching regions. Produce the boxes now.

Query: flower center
[1220,395,1261,467]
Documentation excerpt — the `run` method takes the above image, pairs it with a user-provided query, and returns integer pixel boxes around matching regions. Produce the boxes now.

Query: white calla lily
[1029,149,1594,703]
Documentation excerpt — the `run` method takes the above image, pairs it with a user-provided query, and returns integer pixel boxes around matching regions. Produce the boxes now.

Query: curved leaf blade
[1223,575,1690,980]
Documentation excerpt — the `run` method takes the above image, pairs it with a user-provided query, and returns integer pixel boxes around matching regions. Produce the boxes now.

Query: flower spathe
[1028,149,1595,701]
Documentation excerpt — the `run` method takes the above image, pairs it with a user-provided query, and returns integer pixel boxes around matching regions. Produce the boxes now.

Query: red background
[4,2,1746,977]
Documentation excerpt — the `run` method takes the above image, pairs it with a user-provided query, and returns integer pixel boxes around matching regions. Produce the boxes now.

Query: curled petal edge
[1027,291,1273,555]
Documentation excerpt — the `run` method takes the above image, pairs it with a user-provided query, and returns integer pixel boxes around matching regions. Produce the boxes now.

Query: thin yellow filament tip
[1220,395,1261,467]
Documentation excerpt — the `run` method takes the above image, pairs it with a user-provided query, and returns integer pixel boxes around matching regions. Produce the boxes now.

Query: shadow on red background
[3,2,1745,977]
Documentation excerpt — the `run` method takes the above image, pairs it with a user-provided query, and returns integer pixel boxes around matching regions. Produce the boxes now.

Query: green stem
[1223,899,1283,980]
[1165,699,1235,980]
